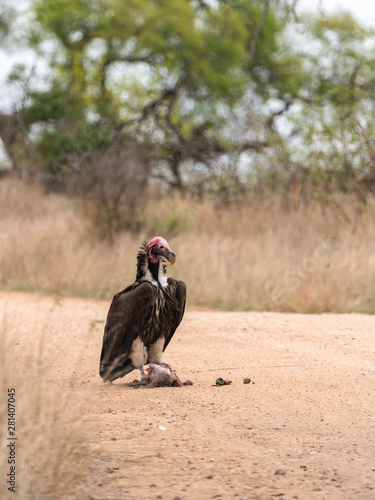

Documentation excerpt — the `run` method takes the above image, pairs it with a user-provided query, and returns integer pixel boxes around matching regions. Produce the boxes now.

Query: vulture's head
[147,236,176,265]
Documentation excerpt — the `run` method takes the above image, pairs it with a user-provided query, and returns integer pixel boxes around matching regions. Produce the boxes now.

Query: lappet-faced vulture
[99,237,186,385]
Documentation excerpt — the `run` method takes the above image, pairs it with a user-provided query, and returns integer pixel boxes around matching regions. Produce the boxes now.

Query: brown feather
[99,247,186,383]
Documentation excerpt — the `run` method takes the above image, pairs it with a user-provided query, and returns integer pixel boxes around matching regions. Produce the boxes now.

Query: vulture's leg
[148,337,164,365]
[131,366,147,386]
[129,338,147,386]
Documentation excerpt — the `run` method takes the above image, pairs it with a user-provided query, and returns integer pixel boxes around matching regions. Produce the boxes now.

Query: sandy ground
[2,291,375,500]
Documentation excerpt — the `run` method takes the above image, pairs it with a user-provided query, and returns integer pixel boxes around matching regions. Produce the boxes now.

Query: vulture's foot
[131,366,147,387]
[131,378,147,387]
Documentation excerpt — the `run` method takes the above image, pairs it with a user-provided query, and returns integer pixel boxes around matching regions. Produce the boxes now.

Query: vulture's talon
[131,379,147,387]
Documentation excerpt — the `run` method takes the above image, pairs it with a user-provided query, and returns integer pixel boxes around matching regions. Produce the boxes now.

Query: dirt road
[2,292,375,499]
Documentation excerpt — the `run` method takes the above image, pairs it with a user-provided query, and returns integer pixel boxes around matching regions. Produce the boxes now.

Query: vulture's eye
[160,245,164,249]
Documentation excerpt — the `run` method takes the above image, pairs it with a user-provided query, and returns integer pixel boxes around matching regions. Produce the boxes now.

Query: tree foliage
[0,2,15,45]
[9,1,304,182]
[286,12,375,201]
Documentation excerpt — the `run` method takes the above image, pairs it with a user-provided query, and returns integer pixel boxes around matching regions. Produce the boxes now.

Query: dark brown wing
[99,281,155,382]
[163,279,186,351]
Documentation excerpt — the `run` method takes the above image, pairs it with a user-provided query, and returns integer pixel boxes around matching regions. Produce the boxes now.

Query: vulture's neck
[136,243,168,288]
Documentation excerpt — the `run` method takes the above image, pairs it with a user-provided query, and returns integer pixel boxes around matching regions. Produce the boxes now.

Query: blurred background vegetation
[1,0,375,311]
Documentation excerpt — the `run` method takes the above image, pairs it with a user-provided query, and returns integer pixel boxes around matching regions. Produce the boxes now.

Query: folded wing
[99,282,155,382]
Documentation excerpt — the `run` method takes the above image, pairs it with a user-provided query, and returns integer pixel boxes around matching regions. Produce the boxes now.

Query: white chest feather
[158,266,168,289]
[141,268,157,286]
[140,264,168,288]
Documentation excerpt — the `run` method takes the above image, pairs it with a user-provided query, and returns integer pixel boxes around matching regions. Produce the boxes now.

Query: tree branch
[349,63,360,103]
[249,0,270,60]
[267,99,293,130]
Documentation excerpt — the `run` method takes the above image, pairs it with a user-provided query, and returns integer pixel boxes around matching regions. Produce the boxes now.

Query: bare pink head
[147,236,176,264]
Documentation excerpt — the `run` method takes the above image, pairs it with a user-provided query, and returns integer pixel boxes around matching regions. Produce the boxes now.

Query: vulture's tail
[99,350,135,382]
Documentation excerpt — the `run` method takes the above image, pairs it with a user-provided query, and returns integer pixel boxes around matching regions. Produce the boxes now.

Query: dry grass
[0,303,91,500]
[1,177,375,312]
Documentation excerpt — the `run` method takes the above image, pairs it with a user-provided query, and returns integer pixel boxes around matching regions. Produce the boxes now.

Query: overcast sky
[300,0,375,24]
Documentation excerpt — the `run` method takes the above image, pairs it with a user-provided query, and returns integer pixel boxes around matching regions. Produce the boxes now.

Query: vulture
[99,236,186,385]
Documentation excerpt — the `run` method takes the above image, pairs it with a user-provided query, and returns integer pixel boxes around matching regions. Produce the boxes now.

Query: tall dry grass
[1,177,375,312]
[0,307,90,500]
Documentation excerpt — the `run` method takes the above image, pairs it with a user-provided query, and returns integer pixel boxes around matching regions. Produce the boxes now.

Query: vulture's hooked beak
[153,244,176,264]
[166,249,176,265]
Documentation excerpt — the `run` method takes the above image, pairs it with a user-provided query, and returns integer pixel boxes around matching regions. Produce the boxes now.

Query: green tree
[287,11,375,201]
[15,0,304,188]
[0,1,15,45]
[5,1,375,235]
